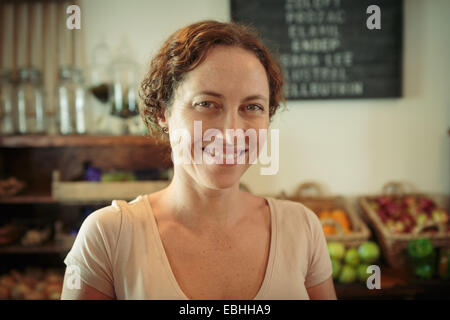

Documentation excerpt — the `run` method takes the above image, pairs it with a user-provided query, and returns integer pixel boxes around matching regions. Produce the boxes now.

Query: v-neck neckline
[141,194,277,300]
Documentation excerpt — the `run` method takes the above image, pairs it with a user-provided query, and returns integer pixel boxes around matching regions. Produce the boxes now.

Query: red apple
[377,196,391,206]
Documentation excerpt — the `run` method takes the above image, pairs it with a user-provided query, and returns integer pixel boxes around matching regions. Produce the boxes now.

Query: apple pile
[367,195,450,234]
[328,241,381,284]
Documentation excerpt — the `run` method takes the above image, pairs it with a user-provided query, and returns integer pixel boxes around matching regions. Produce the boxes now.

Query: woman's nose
[223,108,244,130]
[221,109,245,142]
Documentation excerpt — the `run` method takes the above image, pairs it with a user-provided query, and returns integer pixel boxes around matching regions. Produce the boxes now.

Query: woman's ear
[158,109,169,130]
[158,116,167,130]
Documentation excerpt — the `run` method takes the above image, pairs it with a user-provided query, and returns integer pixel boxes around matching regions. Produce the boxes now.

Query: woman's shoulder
[80,195,147,232]
[266,196,315,216]
[77,201,122,237]
[72,195,151,254]
[265,196,321,233]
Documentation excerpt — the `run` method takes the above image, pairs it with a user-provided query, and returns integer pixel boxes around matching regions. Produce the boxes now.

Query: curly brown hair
[139,20,285,139]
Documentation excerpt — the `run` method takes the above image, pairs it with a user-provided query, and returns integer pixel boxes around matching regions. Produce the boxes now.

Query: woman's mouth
[202,147,248,163]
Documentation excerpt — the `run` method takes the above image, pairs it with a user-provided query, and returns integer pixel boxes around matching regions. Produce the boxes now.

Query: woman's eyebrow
[242,94,268,102]
[195,91,224,98]
[195,91,268,102]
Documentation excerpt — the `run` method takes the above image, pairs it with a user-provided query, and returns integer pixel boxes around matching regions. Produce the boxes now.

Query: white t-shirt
[63,194,332,299]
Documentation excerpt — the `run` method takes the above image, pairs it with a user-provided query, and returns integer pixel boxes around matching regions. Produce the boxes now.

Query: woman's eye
[244,104,264,112]
[195,101,216,109]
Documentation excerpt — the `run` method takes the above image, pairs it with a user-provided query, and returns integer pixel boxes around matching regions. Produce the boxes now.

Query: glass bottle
[56,66,87,135]
[108,47,139,119]
[0,70,16,135]
[15,68,45,134]
[88,39,112,134]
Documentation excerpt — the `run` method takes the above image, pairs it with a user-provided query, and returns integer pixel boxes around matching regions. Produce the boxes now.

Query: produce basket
[279,182,371,247]
[52,170,170,203]
[359,181,450,270]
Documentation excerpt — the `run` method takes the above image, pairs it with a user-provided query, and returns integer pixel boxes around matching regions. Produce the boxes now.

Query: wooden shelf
[0,193,55,204]
[335,267,450,299]
[0,134,162,148]
[0,243,72,254]
[0,191,151,205]
[0,193,117,205]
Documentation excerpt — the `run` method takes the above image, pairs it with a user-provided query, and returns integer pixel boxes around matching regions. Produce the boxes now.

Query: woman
[61,20,336,300]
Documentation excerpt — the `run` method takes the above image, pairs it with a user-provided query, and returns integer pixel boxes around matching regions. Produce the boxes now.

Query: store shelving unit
[0,134,162,148]
[0,134,172,260]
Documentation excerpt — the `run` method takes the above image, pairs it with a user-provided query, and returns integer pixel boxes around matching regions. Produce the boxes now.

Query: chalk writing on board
[231,0,402,100]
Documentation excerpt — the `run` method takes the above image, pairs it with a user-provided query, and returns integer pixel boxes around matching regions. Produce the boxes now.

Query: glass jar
[108,51,139,119]
[87,39,113,134]
[0,70,16,135]
[15,68,45,134]
[56,66,87,135]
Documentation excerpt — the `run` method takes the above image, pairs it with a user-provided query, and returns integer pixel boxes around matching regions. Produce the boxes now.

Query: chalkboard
[231,0,403,100]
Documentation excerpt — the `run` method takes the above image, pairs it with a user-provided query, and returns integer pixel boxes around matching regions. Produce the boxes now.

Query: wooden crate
[52,170,170,203]
[279,182,371,248]
[359,182,450,270]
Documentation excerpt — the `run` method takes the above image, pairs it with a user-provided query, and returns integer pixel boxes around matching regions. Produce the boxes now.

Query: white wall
[80,0,450,196]
[80,0,230,70]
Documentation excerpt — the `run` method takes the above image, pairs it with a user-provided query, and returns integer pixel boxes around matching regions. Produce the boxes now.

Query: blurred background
[0,0,449,300]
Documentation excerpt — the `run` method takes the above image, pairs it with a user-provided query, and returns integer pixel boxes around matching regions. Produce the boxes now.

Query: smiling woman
[60,20,336,300]
[139,20,284,139]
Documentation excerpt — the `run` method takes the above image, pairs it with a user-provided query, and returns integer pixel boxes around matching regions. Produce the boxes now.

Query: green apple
[432,209,449,224]
[358,241,380,264]
[417,213,428,226]
[414,264,434,279]
[338,265,357,283]
[328,242,346,261]
[357,264,371,283]
[331,259,342,280]
[344,248,360,267]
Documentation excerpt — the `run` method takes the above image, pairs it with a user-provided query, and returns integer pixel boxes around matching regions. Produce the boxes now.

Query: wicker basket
[359,181,450,270]
[279,182,371,247]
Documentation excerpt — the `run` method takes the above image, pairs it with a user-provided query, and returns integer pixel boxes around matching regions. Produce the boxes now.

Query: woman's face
[162,45,270,190]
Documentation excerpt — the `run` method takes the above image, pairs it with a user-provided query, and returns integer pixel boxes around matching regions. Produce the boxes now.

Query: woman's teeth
[202,147,246,160]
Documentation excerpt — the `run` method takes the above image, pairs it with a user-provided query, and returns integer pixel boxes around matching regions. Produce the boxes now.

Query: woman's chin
[199,164,248,190]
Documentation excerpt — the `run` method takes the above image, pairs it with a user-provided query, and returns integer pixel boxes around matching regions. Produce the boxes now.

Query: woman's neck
[156,170,248,230]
